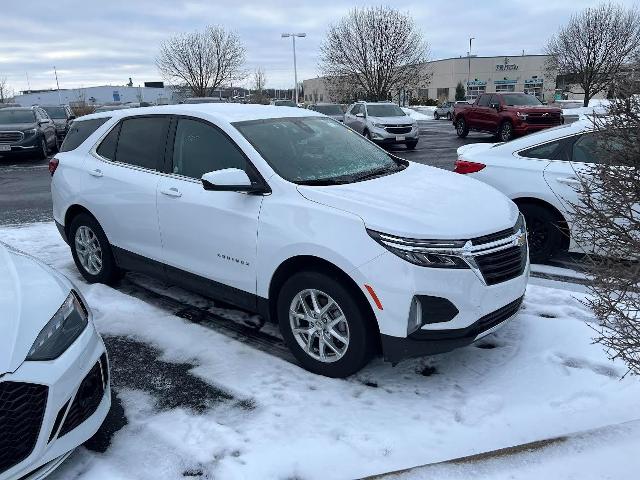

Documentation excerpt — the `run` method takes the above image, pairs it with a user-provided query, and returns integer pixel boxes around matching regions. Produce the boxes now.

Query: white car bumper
[0,325,110,480]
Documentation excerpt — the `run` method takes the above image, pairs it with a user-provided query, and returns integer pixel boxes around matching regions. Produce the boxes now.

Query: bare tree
[545,2,640,107]
[570,68,640,375]
[156,26,246,98]
[250,67,269,104]
[319,6,430,102]
[0,76,14,103]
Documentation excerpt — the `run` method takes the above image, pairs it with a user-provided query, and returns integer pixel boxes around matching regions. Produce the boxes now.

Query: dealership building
[304,54,558,104]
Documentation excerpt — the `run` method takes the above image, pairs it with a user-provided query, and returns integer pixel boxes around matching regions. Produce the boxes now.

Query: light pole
[54,66,62,104]
[467,37,475,94]
[282,32,306,104]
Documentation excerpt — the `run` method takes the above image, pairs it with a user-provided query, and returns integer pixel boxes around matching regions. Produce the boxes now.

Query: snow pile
[402,106,435,120]
[1,222,638,480]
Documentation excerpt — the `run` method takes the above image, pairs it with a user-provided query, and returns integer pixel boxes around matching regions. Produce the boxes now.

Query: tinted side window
[488,94,501,106]
[172,118,246,179]
[60,118,110,152]
[96,123,120,160]
[520,140,565,159]
[572,133,600,163]
[115,117,170,170]
[477,95,490,107]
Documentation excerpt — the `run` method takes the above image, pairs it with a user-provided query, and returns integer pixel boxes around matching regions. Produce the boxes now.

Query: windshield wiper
[350,164,402,182]
[296,178,349,186]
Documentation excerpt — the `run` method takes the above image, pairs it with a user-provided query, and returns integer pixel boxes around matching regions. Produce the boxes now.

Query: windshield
[314,105,343,115]
[0,110,35,124]
[502,94,543,106]
[366,104,406,117]
[234,117,403,185]
[42,106,66,118]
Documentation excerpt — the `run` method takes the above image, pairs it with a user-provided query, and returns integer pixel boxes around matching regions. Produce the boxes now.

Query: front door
[156,117,263,307]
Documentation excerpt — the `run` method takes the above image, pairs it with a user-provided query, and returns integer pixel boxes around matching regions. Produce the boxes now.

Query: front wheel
[38,137,48,159]
[406,141,418,150]
[499,121,514,142]
[434,112,439,120]
[446,112,452,121]
[278,271,375,378]
[455,117,469,138]
[519,203,563,263]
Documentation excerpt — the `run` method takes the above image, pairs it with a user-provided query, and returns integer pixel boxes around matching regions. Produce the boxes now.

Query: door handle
[160,187,182,198]
[557,177,581,186]
[88,168,103,178]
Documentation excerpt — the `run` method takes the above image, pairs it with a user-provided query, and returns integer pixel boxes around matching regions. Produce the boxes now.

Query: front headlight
[23,128,37,136]
[371,122,385,128]
[516,112,528,121]
[26,291,89,361]
[367,229,470,268]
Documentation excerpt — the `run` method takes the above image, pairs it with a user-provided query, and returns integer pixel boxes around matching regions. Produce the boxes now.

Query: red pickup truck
[452,92,563,142]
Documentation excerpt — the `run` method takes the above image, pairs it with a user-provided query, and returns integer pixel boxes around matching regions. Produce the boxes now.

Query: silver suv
[344,101,419,150]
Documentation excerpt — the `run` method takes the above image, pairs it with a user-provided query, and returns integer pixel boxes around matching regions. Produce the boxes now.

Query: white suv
[51,104,529,377]
[344,102,419,149]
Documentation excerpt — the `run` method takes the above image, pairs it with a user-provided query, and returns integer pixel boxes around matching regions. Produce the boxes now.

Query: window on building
[466,85,486,100]
[495,84,516,93]
[436,88,449,101]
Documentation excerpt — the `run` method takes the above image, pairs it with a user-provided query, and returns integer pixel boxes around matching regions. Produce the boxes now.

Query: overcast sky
[1,0,637,93]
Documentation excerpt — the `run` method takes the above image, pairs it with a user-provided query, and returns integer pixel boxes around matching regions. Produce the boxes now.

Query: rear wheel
[519,203,564,263]
[455,117,469,138]
[69,213,122,285]
[278,271,375,378]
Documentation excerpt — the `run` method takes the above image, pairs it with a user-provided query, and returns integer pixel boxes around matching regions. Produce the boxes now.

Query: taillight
[454,159,485,174]
[49,157,60,176]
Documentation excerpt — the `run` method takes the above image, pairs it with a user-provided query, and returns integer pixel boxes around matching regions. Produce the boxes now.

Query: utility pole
[467,37,475,91]
[281,32,306,104]
[54,66,62,104]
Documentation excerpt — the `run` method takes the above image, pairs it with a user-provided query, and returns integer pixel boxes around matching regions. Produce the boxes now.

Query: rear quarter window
[60,117,110,152]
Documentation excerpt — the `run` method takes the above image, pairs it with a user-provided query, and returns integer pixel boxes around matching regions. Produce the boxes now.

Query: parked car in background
[453,93,563,142]
[270,99,297,107]
[0,106,58,158]
[41,105,76,143]
[51,103,527,378]
[0,103,21,109]
[434,101,454,120]
[308,103,345,122]
[454,119,600,262]
[0,242,110,480]
[344,101,419,149]
[182,97,225,104]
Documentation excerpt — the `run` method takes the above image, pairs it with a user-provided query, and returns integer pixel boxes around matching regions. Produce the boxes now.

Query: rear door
[156,116,263,307]
[84,115,170,262]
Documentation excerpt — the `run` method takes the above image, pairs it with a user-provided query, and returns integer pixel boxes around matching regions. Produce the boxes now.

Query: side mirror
[201,168,269,195]
[355,112,365,118]
[490,102,501,110]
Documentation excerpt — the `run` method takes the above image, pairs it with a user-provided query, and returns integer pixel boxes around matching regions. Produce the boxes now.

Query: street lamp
[282,32,306,104]
[467,37,475,93]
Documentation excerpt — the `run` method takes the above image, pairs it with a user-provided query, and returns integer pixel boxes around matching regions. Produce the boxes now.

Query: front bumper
[370,125,419,144]
[0,132,41,153]
[0,325,110,480]
[513,121,562,135]
[353,248,529,362]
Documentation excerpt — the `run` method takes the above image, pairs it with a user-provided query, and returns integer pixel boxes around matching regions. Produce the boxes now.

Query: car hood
[504,105,562,113]
[0,244,70,375]
[369,115,414,125]
[0,122,37,131]
[297,162,519,239]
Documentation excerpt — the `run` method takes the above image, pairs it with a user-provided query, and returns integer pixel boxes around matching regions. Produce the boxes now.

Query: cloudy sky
[1,0,637,93]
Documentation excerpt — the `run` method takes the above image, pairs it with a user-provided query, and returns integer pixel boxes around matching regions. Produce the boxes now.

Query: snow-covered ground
[2,222,639,480]
[402,106,436,121]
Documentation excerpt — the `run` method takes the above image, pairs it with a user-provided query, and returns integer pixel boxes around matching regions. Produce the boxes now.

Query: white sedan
[454,119,598,262]
[0,243,110,480]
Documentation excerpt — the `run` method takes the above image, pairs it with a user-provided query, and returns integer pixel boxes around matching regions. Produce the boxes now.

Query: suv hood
[503,105,561,113]
[0,244,70,375]
[297,162,518,239]
[0,122,37,131]
[370,115,414,125]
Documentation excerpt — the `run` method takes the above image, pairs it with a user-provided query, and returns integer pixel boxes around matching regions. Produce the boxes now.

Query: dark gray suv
[41,105,75,142]
[0,106,58,159]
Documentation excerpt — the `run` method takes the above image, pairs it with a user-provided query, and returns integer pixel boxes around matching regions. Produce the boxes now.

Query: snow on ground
[2,222,639,480]
[402,106,435,121]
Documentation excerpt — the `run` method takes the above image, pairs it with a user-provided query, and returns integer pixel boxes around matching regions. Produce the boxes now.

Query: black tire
[519,203,563,263]
[38,137,48,159]
[69,213,122,285]
[434,112,439,120]
[277,271,376,378]
[406,141,418,150]
[54,135,61,153]
[446,112,452,121]
[455,117,469,138]
[364,129,372,140]
[498,121,514,142]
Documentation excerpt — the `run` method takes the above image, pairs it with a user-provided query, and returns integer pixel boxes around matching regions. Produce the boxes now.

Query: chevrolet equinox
[51,104,529,377]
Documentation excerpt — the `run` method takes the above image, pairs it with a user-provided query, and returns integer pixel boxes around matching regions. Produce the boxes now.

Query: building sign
[113,91,121,102]
[496,57,518,71]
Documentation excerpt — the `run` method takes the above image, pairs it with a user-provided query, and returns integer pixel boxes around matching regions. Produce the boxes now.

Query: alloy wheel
[500,123,512,141]
[75,226,103,275]
[289,289,350,363]
[456,119,465,135]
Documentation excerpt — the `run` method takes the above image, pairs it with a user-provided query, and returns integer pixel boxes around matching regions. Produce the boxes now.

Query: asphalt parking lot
[0,118,495,226]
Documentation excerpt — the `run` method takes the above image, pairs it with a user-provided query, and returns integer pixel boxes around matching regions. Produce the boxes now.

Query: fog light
[407,298,423,335]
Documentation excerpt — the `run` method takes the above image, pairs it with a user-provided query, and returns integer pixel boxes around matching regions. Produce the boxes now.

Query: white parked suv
[455,119,599,263]
[0,243,110,480]
[344,101,419,149]
[51,104,528,377]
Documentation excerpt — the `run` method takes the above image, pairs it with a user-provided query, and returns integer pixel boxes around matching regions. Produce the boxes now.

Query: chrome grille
[0,131,24,144]
[526,112,562,125]
[384,125,412,134]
